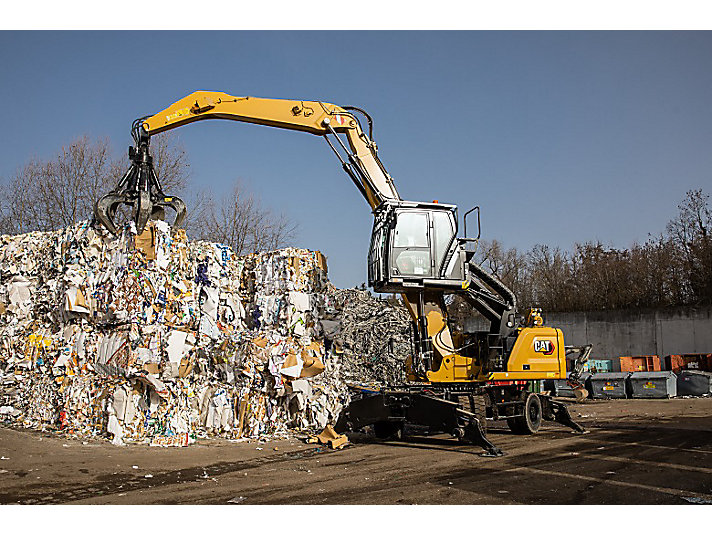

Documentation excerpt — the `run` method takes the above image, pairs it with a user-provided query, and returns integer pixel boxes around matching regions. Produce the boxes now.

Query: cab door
[430,209,459,280]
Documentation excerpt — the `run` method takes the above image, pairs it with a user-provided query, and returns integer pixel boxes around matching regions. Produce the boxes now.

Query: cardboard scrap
[143,363,160,375]
[279,344,325,380]
[309,424,348,450]
[300,341,325,378]
[178,356,193,378]
[135,224,157,260]
[150,433,193,447]
[315,251,328,274]
[251,336,268,348]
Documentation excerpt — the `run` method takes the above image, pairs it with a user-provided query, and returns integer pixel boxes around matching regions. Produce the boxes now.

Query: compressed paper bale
[0,220,402,444]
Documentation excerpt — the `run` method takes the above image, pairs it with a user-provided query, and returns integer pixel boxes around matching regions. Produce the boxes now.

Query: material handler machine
[95,91,591,456]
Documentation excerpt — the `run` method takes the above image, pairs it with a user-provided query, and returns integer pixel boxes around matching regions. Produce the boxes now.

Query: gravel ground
[0,397,710,505]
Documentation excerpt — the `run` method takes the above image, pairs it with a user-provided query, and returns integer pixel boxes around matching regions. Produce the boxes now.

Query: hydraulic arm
[95,91,399,235]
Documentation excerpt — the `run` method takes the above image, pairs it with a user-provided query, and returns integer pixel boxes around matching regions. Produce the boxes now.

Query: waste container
[589,372,629,399]
[628,371,677,398]
[677,370,712,397]
[544,373,591,398]
[665,354,712,373]
[584,360,613,373]
[619,355,661,373]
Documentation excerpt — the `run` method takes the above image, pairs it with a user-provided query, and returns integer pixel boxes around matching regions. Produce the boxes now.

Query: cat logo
[533,339,555,355]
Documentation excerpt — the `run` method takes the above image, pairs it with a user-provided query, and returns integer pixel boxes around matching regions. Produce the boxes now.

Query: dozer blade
[335,390,504,457]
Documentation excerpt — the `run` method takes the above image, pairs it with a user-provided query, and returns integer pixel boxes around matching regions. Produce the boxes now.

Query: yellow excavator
[94,91,591,456]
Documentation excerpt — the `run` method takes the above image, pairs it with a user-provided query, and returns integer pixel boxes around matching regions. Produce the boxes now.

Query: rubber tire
[507,393,542,435]
[460,394,488,435]
[373,421,403,440]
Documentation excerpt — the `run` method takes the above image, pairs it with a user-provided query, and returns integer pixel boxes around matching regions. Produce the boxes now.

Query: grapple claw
[93,125,188,236]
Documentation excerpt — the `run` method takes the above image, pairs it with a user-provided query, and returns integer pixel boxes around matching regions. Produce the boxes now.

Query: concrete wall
[464,306,712,372]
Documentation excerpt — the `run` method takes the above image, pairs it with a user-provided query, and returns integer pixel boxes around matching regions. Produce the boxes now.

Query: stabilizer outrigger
[335,383,587,457]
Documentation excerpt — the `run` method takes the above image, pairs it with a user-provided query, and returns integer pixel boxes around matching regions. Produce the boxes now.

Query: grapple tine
[151,195,187,231]
[164,196,187,231]
[135,191,152,235]
[94,192,126,236]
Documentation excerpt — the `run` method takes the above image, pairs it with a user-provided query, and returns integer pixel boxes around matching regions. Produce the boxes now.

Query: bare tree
[450,189,712,321]
[187,182,298,254]
[1,134,191,235]
[1,134,299,258]
[528,244,571,311]
[0,183,13,235]
[448,239,532,329]
[628,236,685,308]
[666,189,712,304]
[149,133,191,195]
[474,239,533,308]
[1,137,115,234]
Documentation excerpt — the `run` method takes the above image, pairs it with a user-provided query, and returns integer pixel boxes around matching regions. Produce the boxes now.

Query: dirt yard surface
[1,397,711,505]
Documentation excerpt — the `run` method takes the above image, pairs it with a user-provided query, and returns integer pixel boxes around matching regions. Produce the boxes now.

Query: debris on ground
[0,220,408,446]
[306,423,348,449]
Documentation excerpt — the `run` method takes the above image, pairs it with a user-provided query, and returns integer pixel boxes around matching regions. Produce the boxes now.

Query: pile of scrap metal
[321,287,411,386]
[0,220,382,446]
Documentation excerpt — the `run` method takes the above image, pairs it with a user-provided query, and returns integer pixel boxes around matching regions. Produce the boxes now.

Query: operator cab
[368,200,474,292]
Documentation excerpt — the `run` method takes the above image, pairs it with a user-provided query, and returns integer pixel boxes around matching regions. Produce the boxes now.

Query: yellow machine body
[485,326,566,381]
[406,325,566,384]
[402,298,567,384]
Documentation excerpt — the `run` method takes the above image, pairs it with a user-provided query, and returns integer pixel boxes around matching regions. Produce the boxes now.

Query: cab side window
[392,211,432,277]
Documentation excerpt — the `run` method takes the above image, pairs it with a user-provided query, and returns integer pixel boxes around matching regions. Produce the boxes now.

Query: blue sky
[1,31,711,288]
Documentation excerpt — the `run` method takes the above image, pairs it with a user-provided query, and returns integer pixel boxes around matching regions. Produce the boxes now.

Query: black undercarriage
[334,383,586,457]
